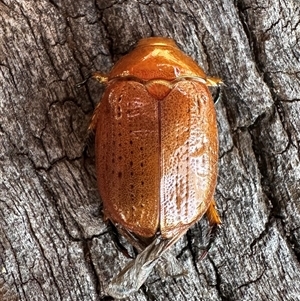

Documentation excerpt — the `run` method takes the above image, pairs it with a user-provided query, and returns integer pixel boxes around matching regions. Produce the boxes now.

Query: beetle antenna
[76,72,108,88]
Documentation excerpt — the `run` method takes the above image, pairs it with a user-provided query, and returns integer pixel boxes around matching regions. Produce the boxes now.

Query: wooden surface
[1,1,300,300]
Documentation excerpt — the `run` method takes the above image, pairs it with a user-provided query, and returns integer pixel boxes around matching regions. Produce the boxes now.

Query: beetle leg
[206,76,223,87]
[205,76,223,104]
[213,85,222,104]
[197,200,221,260]
[89,107,100,131]
[91,71,108,84]
[108,221,135,259]
[77,72,109,131]
[76,72,108,88]
[75,76,91,88]
[206,199,221,226]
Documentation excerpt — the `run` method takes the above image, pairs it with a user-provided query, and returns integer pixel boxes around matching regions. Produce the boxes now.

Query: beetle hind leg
[206,199,221,226]
[197,200,221,260]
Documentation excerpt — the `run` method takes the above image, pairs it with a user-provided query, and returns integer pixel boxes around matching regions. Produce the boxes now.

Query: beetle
[89,37,222,298]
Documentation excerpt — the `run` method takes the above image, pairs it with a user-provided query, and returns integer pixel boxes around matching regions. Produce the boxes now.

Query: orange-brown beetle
[89,37,221,298]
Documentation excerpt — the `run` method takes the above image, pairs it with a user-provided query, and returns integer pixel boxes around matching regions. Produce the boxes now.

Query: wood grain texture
[1,0,299,300]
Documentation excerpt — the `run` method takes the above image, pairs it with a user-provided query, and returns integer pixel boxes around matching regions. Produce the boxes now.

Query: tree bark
[1,0,299,300]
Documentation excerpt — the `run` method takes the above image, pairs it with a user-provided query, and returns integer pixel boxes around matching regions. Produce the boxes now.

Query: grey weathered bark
[1,0,299,300]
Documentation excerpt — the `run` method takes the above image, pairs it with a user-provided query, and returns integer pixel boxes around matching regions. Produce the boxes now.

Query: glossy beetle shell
[91,37,220,241]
